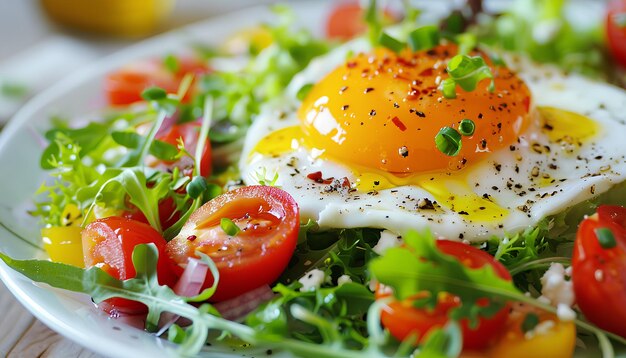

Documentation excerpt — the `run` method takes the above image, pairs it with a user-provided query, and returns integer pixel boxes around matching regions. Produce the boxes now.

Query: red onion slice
[157,258,209,336]
[173,258,209,297]
[214,285,275,321]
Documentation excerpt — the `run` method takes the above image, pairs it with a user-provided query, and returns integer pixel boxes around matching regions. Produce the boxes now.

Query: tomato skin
[82,216,180,313]
[157,122,212,177]
[325,2,397,40]
[166,186,299,302]
[378,240,511,350]
[105,57,209,106]
[572,205,626,339]
[606,0,626,68]
[326,2,368,40]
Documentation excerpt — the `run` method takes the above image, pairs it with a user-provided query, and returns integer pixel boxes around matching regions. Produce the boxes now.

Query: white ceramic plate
[0,1,611,357]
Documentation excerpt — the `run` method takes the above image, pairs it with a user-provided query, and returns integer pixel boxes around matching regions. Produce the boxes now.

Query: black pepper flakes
[399,146,409,157]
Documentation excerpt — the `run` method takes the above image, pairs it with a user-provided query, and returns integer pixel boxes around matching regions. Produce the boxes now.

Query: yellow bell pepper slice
[42,225,85,268]
[488,311,576,358]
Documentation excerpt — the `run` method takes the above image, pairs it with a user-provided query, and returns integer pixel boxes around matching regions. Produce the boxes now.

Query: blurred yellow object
[40,0,174,37]
[222,26,274,55]
[41,226,85,268]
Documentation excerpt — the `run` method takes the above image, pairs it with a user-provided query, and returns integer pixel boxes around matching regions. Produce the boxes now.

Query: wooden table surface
[0,280,103,358]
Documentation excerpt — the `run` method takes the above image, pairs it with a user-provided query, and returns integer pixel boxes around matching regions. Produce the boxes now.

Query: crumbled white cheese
[594,269,604,282]
[337,275,352,286]
[557,303,577,322]
[540,263,574,307]
[373,230,402,255]
[525,320,556,340]
[298,269,326,292]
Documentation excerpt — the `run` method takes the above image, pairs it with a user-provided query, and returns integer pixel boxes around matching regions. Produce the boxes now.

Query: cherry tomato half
[377,240,512,350]
[82,216,180,313]
[326,2,368,40]
[166,186,300,302]
[606,0,626,68]
[105,57,209,106]
[326,2,397,40]
[572,205,626,339]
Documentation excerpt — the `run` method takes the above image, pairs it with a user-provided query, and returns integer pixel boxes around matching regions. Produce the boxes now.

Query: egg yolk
[298,44,532,174]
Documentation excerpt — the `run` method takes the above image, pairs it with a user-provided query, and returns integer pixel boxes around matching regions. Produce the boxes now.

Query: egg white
[239,43,626,242]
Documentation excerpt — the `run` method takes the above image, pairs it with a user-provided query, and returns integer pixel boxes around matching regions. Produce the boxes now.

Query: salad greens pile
[1,1,626,357]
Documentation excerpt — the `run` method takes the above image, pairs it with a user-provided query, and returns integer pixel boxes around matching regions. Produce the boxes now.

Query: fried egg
[239,41,626,242]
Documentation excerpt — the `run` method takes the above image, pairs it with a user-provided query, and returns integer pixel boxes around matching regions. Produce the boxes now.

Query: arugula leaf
[419,322,462,358]
[370,230,518,326]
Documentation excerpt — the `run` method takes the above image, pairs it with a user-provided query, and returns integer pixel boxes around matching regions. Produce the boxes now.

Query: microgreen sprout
[253,168,280,186]
[163,54,180,73]
[141,87,168,101]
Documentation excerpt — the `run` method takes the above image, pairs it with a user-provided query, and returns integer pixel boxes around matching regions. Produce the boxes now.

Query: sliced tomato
[377,240,511,350]
[165,186,299,302]
[326,2,397,40]
[607,0,626,68]
[326,2,368,40]
[572,205,626,338]
[156,121,212,177]
[105,56,209,106]
[82,216,180,313]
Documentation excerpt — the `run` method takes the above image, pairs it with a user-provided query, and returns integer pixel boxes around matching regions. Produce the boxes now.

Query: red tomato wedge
[377,240,511,350]
[573,205,626,339]
[326,2,397,40]
[105,57,209,106]
[326,2,368,40]
[157,122,212,177]
[82,216,180,313]
[165,186,299,302]
[607,0,626,68]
